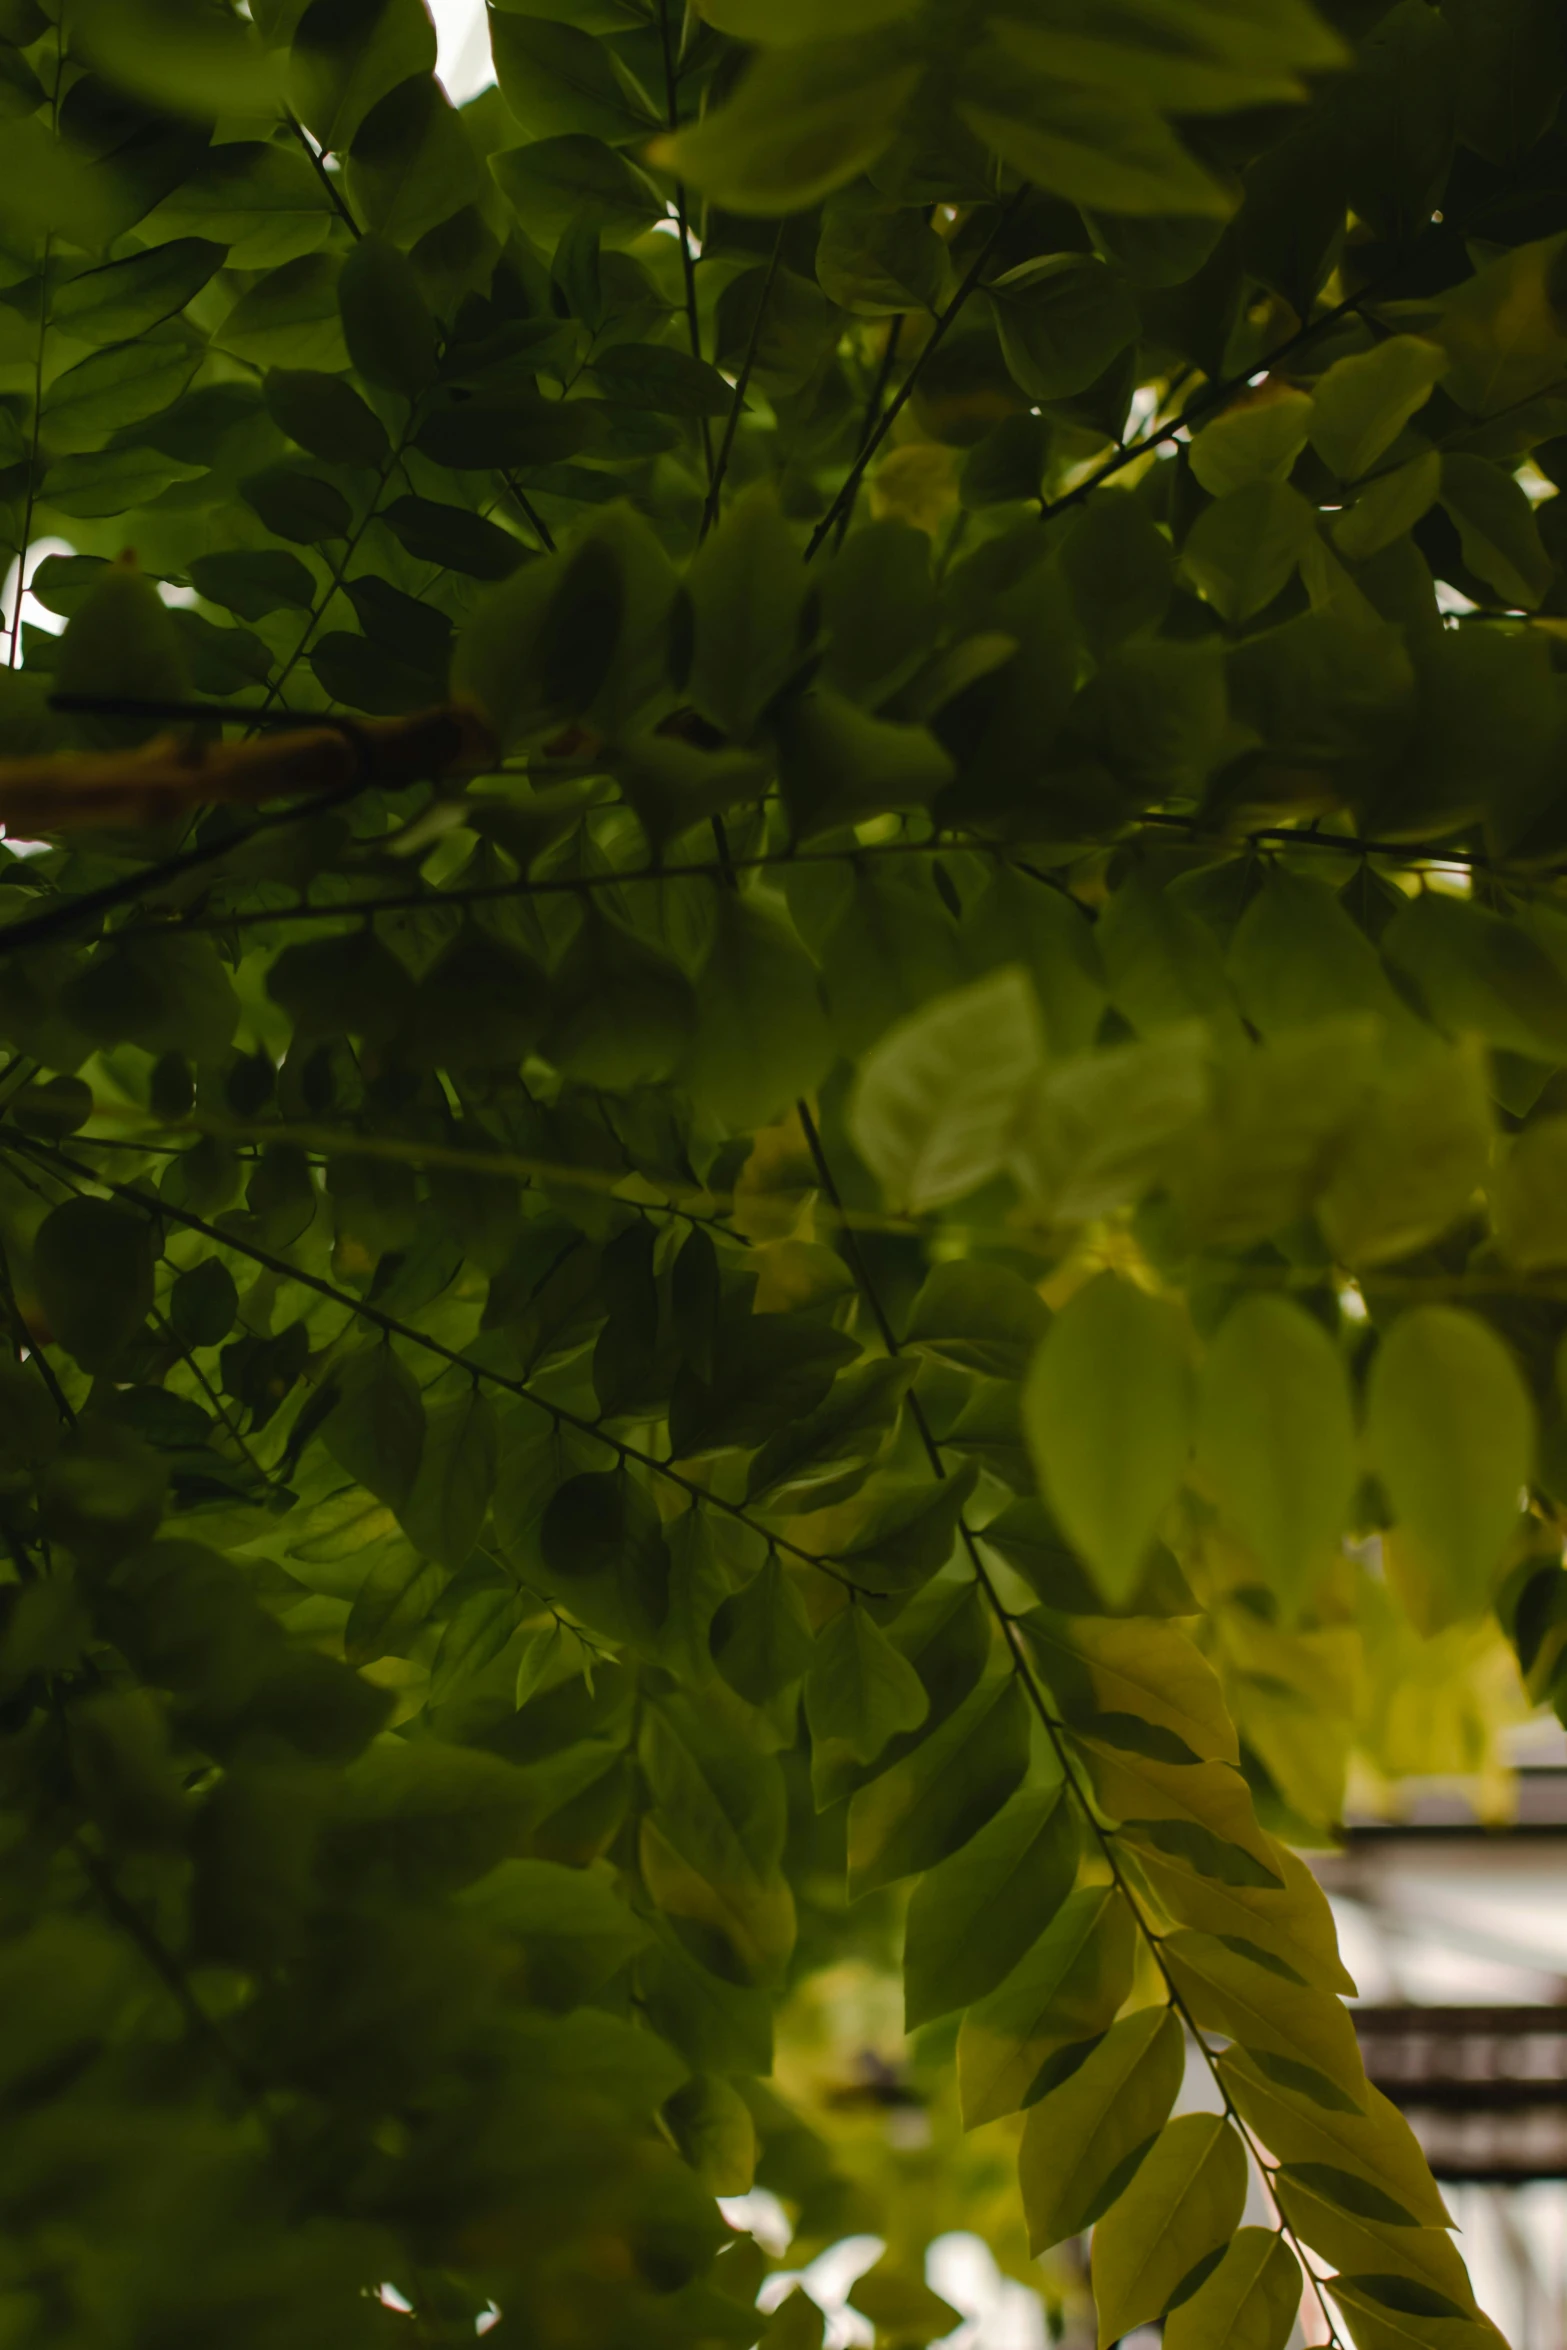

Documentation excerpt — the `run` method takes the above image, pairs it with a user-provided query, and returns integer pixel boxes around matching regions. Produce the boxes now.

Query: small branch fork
[794,1100,1349,2350]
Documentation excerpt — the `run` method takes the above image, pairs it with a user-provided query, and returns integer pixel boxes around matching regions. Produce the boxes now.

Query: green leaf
[1018,2004,1185,2251]
[1332,448,1443,562]
[989,254,1138,403]
[681,896,832,1132]
[323,1346,425,1511]
[1432,232,1567,416]
[52,238,226,343]
[187,549,316,621]
[1318,1037,1493,1267]
[1308,335,1448,481]
[775,689,955,842]
[1367,1305,1534,1621]
[1197,1297,1357,1614]
[169,1258,237,1351]
[1182,480,1317,623]
[72,0,279,117]
[684,484,808,740]
[490,12,658,143]
[541,1471,670,1639]
[960,76,1231,218]
[544,909,695,1089]
[34,1198,154,1374]
[956,1883,1137,2126]
[903,1781,1077,2029]
[1090,2112,1249,2347]
[267,928,416,1042]
[710,1554,815,1705]
[240,462,352,545]
[337,229,438,396]
[827,1463,979,1594]
[217,253,347,372]
[664,2072,757,2196]
[397,1388,499,1570]
[1024,1609,1236,1765]
[491,133,665,246]
[1439,454,1555,608]
[905,1260,1050,1382]
[344,1536,446,1666]
[384,494,527,577]
[651,43,921,214]
[747,1358,914,1516]
[1023,1274,1194,1605]
[1219,2045,1453,2231]
[263,368,390,468]
[1493,1117,1567,1269]
[1188,389,1314,497]
[806,1602,929,1796]
[849,966,1045,1213]
[1162,2227,1301,2350]
[847,1670,1031,1897]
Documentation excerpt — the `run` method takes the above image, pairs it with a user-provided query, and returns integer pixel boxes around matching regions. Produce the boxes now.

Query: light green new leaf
[1197,1297,1357,1613]
[1018,2003,1184,2251]
[957,1883,1136,2126]
[903,1781,1077,2029]
[1162,2228,1301,2350]
[1024,1608,1237,1765]
[1090,2112,1249,2347]
[1367,1306,1534,1620]
[1023,1274,1194,1603]
[849,966,1046,1213]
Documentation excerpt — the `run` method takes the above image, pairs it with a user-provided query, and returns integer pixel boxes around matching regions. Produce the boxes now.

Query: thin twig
[806,190,1030,560]
[702,226,785,540]
[656,0,714,489]
[834,312,905,551]
[284,107,361,241]
[3,1133,879,1598]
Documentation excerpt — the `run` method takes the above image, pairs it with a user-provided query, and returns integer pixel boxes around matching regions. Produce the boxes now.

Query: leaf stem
[794,1100,1346,2350]
[806,189,1029,560]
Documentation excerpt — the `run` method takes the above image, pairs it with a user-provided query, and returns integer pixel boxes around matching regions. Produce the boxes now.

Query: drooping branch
[0,702,496,839]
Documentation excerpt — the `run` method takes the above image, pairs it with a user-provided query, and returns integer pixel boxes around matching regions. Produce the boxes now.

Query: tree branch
[4,1133,878,1597]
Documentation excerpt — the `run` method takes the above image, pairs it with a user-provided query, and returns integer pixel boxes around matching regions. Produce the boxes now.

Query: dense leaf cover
[4,0,1567,2343]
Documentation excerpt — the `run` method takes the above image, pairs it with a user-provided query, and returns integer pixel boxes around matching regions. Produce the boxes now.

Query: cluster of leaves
[5,0,1567,2344]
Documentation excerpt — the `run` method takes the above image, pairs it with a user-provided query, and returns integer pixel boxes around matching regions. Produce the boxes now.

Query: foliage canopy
[1,0,1567,2343]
